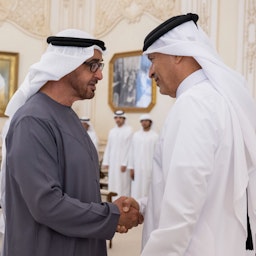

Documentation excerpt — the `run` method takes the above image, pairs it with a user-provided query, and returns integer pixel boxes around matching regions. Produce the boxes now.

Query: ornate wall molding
[50,0,96,35]
[181,0,218,43]
[237,0,256,95]
[0,0,51,38]
[94,0,178,38]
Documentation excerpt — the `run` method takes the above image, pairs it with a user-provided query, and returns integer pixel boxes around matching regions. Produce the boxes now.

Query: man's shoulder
[11,93,71,130]
[17,93,51,115]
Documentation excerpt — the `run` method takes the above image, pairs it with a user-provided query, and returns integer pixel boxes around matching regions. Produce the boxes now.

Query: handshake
[113,196,144,233]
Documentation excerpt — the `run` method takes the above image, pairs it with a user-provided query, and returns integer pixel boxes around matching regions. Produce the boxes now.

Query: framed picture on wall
[0,51,19,117]
[108,50,156,113]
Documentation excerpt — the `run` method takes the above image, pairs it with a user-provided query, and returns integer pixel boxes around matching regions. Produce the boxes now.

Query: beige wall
[0,0,255,149]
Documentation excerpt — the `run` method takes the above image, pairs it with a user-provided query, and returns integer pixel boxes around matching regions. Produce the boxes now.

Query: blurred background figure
[0,73,5,89]
[102,110,133,199]
[128,114,158,200]
[80,116,99,157]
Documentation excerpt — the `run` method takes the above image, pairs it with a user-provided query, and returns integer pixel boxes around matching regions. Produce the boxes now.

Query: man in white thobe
[139,13,256,256]
[128,114,158,200]
[80,116,99,156]
[102,110,133,198]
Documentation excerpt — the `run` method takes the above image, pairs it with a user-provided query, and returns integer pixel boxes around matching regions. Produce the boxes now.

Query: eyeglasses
[83,61,104,73]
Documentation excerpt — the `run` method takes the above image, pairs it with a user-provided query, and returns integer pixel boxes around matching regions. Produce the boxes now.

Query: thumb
[122,198,132,212]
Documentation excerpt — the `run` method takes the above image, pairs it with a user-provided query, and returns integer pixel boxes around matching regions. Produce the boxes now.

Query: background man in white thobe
[80,116,99,157]
[102,110,133,198]
[128,114,158,200]
[139,13,256,256]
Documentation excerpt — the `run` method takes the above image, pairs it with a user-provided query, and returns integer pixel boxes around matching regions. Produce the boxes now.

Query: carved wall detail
[0,0,50,38]
[181,0,218,42]
[237,0,256,95]
[244,0,256,93]
[193,2,210,34]
[94,0,177,37]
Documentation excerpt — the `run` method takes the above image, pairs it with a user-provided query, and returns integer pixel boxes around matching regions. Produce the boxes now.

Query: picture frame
[108,50,156,113]
[0,51,19,117]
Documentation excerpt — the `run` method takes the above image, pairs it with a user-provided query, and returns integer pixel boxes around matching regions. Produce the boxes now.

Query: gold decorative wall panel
[0,0,50,37]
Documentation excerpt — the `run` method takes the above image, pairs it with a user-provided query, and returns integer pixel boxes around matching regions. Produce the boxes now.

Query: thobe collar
[176,69,207,98]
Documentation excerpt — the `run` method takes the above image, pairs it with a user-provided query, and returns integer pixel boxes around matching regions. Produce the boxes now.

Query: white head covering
[79,116,98,152]
[139,114,152,122]
[0,29,105,220]
[5,29,105,118]
[113,110,126,119]
[80,116,91,124]
[80,116,94,132]
[143,15,256,237]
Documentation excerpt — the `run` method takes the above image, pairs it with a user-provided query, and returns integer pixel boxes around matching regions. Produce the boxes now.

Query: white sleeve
[137,196,147,216]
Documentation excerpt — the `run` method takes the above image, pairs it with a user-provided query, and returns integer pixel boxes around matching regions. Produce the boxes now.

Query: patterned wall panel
[52,0,92,32]
[0,0,51,37]
[237,0,256,95]
[181,0,218,42]
[94,0,179,37]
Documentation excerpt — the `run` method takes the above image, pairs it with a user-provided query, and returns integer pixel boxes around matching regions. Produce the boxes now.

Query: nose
[148,65,155,79]
[94,69,103,80]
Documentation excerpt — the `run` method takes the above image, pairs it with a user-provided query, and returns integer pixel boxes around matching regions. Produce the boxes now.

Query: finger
[116,225,128,233]
[122,197,131,212]
[138,214,144,224]
[126,197,139,210]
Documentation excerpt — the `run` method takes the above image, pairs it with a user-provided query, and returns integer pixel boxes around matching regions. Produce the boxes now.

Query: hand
[130,169,134,180]
[122,197,144,225]
[113,196,144,233]
[120,166,126,172]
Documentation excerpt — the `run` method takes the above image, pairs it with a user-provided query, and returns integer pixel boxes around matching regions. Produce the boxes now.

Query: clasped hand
[113,196,144,233]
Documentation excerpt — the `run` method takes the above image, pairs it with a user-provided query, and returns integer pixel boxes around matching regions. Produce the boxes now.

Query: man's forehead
[87,49,103,62]
[147,53,154,59]
[147,52,161,60]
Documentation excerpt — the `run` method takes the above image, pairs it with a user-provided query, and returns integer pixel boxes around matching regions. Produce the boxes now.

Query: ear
[174,56,183,64]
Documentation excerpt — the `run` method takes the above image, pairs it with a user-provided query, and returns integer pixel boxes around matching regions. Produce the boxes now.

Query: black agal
[143,13,199,51]
[47,36,106,51]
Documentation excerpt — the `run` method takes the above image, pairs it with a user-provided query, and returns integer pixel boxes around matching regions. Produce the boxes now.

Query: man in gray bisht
[0,29,142,256]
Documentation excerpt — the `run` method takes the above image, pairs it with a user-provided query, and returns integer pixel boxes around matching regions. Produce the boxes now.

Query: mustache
[89,79,98,85]
[152,73,158,80]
